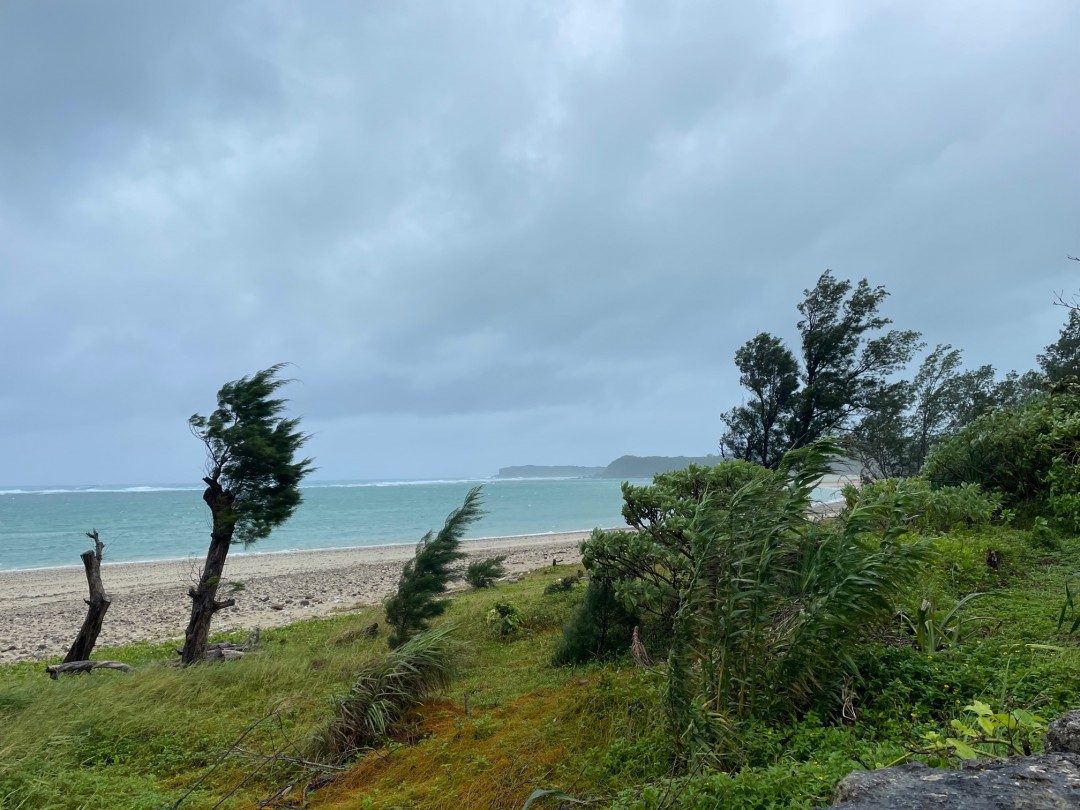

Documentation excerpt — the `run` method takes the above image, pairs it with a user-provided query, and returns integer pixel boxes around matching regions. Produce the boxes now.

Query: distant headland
[496,454,722,480]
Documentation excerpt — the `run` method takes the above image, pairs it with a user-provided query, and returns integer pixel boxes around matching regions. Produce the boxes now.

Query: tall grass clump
[315,625,462,763]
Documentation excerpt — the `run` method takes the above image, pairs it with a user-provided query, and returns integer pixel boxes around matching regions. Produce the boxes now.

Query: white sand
[0,533,589,664]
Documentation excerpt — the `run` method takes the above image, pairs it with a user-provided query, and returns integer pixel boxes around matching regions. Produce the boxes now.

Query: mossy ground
[2,526,1080,809]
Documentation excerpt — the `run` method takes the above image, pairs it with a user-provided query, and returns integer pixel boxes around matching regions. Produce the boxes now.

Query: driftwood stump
[63,530,111,663]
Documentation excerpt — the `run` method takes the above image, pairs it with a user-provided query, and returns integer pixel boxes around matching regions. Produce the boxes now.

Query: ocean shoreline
[0,531,591,664]
[0,528,610,576]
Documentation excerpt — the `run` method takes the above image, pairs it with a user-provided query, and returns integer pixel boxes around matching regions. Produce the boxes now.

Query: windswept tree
[181,365,313,665]
[853,345,996,478]
[722,333,799,469]
[722,271,921,467]
[386,486,485,648]
[1039,308,1080,387]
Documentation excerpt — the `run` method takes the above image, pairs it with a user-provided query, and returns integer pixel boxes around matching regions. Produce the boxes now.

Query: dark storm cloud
[1,1,1077,484]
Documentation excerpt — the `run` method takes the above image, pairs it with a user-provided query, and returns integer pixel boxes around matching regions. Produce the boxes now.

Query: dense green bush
[843,477,1002,533]
[582,460,778,625]
[580,443,935,767]
[552,579,639,666]
[485,602,525,637]
[922,394,1080,531]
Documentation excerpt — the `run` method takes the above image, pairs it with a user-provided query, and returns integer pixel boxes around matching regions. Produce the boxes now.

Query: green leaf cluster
[922,393,1080,531]
[188,363,313,546]
[842,477,1003,534]
[921,700,1047,761]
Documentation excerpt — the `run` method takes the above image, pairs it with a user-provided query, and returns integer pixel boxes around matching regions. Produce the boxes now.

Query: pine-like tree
[385,487,485,648]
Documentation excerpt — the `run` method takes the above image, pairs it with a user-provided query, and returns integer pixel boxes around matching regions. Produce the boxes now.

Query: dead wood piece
[46,660,134,680]
[630,625,652,668]
[63,529,111,664]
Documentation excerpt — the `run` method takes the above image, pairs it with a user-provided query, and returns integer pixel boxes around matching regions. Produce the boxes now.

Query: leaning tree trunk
[180,480,237,665]
[63,530,111,663]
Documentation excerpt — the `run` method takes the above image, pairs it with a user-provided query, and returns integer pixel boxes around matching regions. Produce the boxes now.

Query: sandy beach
[0,533,588,664]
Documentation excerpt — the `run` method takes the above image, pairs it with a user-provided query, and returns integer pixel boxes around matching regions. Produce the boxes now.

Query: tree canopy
[722,271,921,467]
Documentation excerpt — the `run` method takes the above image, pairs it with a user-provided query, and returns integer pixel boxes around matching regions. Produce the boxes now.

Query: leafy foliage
[921,393,1080,530]
[900,594,994,653]
[486,602,526,637]
[852,345,1006,478]
[722,271,922,467]
[385,487,485,648]
[316,625,461,762]
[583,442,936,767]
[464,555,507,589]
[842,477,1003,534]
[189,363,313,547]
[553,578,640,666]
[1039,308,1080,386]
[583,460,776,625]
[921,700,1047,761]
[722,333,800,468]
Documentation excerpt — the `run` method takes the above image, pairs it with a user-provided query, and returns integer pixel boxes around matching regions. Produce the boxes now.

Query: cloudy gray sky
[1,1,1077,485]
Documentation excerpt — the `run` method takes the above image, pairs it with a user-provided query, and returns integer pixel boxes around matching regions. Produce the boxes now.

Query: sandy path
[0,533,589,664]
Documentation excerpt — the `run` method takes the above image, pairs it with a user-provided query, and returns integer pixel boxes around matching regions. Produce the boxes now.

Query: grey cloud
[1,1,1078,483]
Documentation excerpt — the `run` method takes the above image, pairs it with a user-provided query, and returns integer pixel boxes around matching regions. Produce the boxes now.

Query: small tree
[181,365,313,665]
[386,486,485,648]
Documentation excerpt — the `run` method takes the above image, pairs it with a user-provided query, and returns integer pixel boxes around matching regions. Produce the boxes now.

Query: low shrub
[485,602,525,637]
[464,556,507,589]
[553,579,639,666]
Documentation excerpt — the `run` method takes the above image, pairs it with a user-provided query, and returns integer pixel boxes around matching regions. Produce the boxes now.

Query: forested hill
[495,465,606,478]
[599,454,722,478]
[496,456,721,479]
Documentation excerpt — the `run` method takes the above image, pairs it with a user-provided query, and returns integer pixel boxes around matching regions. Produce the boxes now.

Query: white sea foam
[306,478,490,489]
[0,485,202,495]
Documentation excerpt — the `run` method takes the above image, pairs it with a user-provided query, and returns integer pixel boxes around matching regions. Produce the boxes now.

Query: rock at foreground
[827,754,1080,808]
[826,710,1080,808]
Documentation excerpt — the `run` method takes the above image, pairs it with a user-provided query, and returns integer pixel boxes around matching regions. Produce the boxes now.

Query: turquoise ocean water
[0,478,639,572]
[0,478,844,572]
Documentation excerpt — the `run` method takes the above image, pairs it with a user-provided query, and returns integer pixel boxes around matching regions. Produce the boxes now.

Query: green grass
[3,527,1080,809]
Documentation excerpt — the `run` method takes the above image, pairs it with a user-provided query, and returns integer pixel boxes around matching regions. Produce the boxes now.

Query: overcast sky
[1,1,1077,485]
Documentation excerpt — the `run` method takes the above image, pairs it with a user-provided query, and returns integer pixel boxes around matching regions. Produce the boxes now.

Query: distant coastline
[497,454,722,480]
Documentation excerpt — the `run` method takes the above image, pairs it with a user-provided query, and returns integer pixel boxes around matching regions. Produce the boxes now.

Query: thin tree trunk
[180,481,237,665]
[63,530,110,663]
